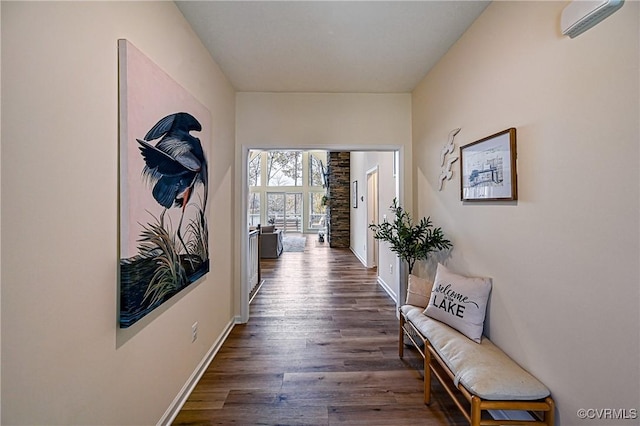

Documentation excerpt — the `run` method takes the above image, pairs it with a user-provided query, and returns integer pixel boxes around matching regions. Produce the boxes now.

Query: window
[267,151,302,186]
[248,151,261,186]
[309,193,326,230]
[248,191,260,227]
[309,153,326,187]
[249,150,327,233]
[267,192,302,232]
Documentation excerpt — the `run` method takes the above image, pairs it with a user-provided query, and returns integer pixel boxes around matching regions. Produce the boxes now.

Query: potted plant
[369,198,452,275]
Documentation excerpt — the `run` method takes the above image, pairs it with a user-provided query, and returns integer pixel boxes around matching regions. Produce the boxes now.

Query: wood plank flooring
[173,237,467,425]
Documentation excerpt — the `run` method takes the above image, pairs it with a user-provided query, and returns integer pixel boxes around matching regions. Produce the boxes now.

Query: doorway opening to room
[243,148,401,323]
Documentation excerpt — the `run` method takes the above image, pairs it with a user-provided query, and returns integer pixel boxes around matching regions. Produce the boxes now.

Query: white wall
[236,93,411,150]
[350,153,370,264]
[412,2,639,425]
[1,2,236,424]
[350,151,398,301]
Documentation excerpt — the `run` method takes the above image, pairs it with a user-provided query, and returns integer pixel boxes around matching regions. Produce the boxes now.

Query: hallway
[173,238,465,425]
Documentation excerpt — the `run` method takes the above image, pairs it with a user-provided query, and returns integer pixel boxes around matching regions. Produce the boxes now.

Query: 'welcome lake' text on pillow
[423,263,492,343]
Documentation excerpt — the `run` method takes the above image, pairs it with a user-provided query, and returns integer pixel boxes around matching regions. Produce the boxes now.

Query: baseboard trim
[249,279,266,304]
[158,317,237,425]
[377,276,398,305]
[350,246,368,267]
[348,247,397,304]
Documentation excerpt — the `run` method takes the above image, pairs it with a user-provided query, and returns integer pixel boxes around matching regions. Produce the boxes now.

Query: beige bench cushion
[402,305,550,401]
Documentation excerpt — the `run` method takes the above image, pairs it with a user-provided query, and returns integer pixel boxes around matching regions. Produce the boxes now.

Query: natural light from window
[249,150,327,233]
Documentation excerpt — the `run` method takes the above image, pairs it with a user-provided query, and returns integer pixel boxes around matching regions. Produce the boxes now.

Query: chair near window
[259,225,283,259]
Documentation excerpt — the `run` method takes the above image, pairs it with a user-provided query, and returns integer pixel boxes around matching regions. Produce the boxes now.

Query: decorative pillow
[406,274,432,308]
[423,263,492,343]
[261,225,275,233]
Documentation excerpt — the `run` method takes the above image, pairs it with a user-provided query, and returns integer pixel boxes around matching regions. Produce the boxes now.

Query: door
[267,192,302,232]
[366,168,379,268]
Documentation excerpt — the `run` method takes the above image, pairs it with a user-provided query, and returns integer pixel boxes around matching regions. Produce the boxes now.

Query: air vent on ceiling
[561,0,625,38]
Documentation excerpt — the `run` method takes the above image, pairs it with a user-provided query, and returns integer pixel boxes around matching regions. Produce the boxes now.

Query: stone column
[327,152,350,248]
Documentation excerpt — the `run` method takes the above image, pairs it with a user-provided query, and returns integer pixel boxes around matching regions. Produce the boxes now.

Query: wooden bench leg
[424,353,431,405]
[399,313,405,359]
[545,396,555,426]
[423,345,432,405]
[471,396,481,426]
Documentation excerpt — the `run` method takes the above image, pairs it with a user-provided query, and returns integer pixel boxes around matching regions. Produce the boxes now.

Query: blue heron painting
[118,38,210,328]
[137,112,208,262]
[120,112,209,328]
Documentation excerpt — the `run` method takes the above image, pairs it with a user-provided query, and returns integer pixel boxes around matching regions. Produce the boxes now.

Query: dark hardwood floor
[173,236,466,425]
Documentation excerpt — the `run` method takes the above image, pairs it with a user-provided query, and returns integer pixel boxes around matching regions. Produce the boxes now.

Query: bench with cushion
[400,265,555,426]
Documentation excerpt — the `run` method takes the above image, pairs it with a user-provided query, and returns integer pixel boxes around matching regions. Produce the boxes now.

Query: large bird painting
[118,40,210,328]
[137,112,208,265]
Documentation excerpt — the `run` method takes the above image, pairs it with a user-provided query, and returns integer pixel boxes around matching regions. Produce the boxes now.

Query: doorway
[267,192,302,233]
[240,148,403,323]
[366,167,379,269]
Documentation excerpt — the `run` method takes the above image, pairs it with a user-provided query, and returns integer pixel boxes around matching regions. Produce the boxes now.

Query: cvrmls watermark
[577,408,638,420]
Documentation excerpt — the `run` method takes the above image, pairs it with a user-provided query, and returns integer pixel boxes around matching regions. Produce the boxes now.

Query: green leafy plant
[369,198,452,274]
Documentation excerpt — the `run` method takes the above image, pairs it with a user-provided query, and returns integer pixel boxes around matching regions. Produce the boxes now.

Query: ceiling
[176,1,490,93]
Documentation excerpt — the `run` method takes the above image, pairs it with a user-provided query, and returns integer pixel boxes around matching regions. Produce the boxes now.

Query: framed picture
[352,181,358,208]
[118,39,210,328]
[460,128,517,201]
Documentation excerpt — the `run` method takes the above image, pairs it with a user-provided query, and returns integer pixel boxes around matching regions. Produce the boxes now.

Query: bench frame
[399,308,555,426]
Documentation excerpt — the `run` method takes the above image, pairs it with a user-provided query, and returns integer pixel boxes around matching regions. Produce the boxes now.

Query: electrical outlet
[389,264,393,274]
[192,322,198,342]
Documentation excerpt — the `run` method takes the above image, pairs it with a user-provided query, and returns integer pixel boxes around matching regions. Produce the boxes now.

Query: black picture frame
[352,181,358,208]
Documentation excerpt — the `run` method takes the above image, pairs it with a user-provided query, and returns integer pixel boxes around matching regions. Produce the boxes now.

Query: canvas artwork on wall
[118,39,210,328]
